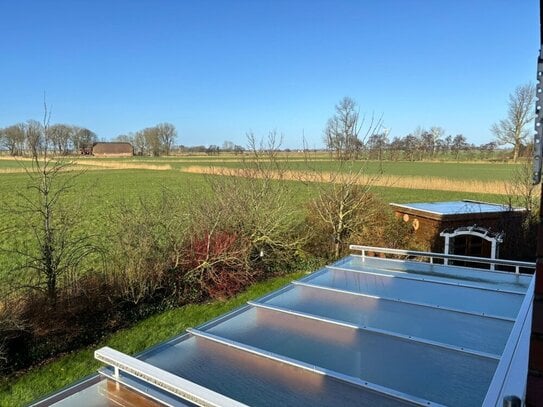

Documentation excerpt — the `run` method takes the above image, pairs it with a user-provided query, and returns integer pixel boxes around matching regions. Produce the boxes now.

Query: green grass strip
[0,270,307,406]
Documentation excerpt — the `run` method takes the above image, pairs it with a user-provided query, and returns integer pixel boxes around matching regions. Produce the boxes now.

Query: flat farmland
[62,155,520,181]
[0,155,517,279]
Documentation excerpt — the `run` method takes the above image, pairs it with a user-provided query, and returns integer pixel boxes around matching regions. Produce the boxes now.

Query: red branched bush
[181,230,257,300]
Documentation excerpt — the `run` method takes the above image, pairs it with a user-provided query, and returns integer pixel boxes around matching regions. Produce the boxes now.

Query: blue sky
[0,0,538,148]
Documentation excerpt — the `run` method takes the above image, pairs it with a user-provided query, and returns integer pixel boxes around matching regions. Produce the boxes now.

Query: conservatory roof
[32,246,535,407]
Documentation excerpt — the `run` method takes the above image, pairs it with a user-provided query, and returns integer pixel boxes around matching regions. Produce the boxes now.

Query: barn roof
[92,142,133,154]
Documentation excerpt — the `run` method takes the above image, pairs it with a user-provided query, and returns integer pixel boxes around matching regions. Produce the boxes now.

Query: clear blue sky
[0,0,538,148]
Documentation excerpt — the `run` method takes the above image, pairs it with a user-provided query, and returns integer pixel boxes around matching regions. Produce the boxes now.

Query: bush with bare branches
[178,132,307,299]
[108,192,188,305]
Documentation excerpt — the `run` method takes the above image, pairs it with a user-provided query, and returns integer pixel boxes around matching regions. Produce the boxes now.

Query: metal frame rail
[349,245,535,274]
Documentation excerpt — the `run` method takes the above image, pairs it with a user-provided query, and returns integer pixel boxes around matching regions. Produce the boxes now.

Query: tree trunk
[513,142,520,162]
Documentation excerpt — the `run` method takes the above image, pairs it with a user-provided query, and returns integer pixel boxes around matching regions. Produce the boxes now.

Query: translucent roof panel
[198,306,498,407]
[337,255,532,293]
[140,334,414,407]
[305,267,524,319]
[42,250,535,407]
[256,284,513,355]
[393,200,517,215]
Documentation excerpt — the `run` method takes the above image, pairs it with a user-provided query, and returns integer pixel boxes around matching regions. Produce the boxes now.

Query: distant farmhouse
[89,142,134,157]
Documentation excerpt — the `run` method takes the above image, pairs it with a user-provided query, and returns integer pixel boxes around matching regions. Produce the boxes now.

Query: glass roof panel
[141,335,414,407]
[338,256,532,292]
[200,307,498,407]
[306,268,523,319]
[258,284,513,355]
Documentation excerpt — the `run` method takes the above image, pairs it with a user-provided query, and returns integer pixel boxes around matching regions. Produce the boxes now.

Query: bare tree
[70,127,96,153]
[367,132,388,161]
[451,134,469,160]
[0,124,26,156]
[324,97,381,160]
[133,130,147,155]
[147,127,161,156]
[402,134,421,161]
[428,126,445,158]
[2,105,100,305]
[25,120,44,157]
[114,133,135,144]
[156,123,177,156]
[491,83,535,162]
[48,124,73,155]
[308,166,375,258]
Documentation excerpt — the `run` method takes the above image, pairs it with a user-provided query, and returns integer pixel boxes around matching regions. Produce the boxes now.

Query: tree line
[114,122,177,156]
[0,122,97,156]
[0,121,179,157]
[325,83,535,162]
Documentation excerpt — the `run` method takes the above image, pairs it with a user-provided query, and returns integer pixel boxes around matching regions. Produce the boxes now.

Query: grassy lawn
[0,269,308,406]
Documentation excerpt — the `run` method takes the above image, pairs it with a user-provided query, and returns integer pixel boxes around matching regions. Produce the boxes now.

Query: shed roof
[390,200,525,221]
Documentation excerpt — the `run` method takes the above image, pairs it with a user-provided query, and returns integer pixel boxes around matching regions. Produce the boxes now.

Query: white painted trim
[94,347,248,407]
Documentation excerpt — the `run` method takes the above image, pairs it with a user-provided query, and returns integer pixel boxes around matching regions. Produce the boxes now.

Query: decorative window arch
[439,225,504,270]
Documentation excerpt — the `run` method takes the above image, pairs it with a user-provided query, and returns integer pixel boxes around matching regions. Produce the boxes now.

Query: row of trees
[0,122,96,156]
[115,122,177,156]
[365,131,499,161]
[325,84,536,162]
[0,121,179,157]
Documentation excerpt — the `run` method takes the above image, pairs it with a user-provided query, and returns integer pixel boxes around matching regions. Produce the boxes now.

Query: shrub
[305,191,413,260]
[107,193,187,305]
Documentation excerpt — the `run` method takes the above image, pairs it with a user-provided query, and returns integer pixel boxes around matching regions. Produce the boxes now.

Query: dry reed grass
[74,161,172,170]
[181,165,508,195]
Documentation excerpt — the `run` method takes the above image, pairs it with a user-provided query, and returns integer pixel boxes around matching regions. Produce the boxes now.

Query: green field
[0,156,511,276]
[36,155,521,181]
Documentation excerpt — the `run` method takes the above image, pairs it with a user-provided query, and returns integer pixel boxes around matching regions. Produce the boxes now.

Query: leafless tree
[0,124,26,156]
[428,126,445,157]
[451,134,469,160]
[324,97,382,160]
[307,166,375,258]
[108,193,187,304]
[70,127,96,152]
[2,104,100,305]
[48,124,73,155]
[505,154,539,214]
[133,130,147,155]
[156,123,177,155]
[367,132,389,161]
[143,127,161,156]
[491,83,535,162]
[114,133,135,144]
[25,120,44,157]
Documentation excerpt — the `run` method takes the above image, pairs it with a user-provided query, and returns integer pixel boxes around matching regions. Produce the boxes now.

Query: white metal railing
[95,347,248,407]
[349,245,535,274]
